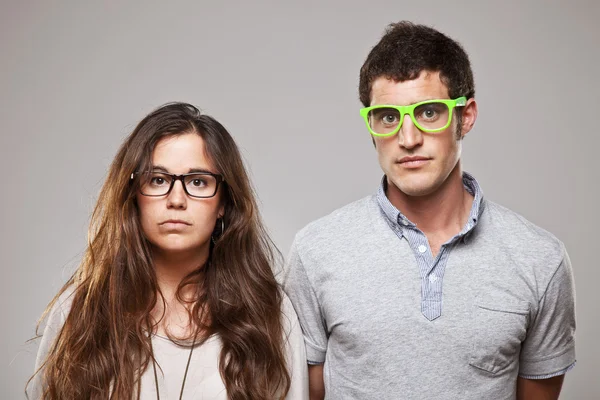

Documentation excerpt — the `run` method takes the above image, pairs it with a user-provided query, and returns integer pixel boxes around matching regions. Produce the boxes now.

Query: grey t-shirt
[29,286,309,399]
[283,192,575,399]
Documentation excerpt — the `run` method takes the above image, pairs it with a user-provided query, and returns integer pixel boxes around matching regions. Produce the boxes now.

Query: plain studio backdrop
[1,0,598,398]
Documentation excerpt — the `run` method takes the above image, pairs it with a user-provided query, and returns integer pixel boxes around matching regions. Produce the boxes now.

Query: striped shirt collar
[376,172,485,238]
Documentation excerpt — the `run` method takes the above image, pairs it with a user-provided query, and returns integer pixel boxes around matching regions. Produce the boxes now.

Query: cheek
[434,135,462,168]
[136,196,158,235]
[184,206,220,244]
[375,139,395,162]
[190,201,221,224]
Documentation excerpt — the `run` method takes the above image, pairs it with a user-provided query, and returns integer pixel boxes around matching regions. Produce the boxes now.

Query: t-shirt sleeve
[283,238,328,364]
[281,293,309,400]
[28,287,74,399]
[519,247,576,377]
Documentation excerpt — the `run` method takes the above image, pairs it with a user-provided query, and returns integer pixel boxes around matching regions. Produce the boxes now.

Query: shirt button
[400,218,409,225]
[429,275,438,282]
[418,245,427,253]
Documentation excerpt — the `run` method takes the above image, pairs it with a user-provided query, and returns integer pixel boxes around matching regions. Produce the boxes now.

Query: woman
[28,103,308,399]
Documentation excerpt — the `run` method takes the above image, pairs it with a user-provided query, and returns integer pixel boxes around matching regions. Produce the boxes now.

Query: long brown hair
[28,103,290,399]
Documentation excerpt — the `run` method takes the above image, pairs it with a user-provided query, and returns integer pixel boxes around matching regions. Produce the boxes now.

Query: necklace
[150,330,198,400]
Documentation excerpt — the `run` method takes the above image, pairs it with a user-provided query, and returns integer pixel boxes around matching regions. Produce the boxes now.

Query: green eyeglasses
[360,97,467,137]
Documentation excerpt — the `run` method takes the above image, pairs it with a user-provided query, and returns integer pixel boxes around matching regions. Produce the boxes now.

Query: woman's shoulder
[31,283,78,394]
[43,284,77,334]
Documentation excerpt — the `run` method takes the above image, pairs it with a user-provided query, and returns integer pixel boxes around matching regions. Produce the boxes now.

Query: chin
[390,173,438,197]
[399,185,436,197]
[151,238,210,255]
[160,245,201,253]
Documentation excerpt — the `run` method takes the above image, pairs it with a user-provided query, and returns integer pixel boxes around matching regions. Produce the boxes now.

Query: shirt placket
[406,228,445,321]
[377,172,483,322]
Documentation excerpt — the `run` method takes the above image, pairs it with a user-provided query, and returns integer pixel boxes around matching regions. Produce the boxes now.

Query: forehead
[370,70,450,106]
[151,132,215,173]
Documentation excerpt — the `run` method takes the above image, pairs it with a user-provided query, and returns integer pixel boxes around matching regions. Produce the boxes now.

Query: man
[283,21,576,400]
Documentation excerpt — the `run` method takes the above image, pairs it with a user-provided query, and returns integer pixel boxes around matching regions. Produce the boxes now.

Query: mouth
[160,219,192,226]
[397,156,431,168]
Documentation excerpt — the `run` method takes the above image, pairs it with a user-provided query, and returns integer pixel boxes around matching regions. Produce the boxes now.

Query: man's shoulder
[482,200,565,261]
[294,195,378,247]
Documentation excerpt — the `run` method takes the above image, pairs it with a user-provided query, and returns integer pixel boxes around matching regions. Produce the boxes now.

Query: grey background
[1,0,598,398]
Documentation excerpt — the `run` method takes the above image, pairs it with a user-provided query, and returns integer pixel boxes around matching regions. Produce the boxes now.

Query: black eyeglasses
[131,171,224,198]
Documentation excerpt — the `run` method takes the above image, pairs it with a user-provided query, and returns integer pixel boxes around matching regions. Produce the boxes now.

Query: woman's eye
[150,177,167,186]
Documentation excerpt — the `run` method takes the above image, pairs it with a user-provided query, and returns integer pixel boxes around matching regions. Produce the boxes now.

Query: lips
[160,219,191,226]
[397,156,431,169]
[398,156,430,163]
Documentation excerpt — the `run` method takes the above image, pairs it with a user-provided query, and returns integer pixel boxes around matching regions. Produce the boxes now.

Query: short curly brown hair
[359,21,475,107]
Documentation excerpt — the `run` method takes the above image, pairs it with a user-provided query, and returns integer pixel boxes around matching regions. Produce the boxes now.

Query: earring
[212,217,225,244]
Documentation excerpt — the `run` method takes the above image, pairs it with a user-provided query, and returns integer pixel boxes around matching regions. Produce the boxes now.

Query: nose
[166,179,187,209]
[398,114,423,150]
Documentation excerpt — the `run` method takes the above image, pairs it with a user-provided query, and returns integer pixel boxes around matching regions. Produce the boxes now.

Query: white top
[30,287,308,399]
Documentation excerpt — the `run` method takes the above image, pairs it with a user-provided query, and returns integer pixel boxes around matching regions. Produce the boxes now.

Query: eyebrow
[371,97,449,106]
[150,165,216,174]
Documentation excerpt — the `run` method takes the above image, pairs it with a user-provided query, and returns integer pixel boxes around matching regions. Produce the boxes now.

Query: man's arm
[308,364,325,400]
[516,376,564,400]
[283,239,329,399]
[518,247,576,393]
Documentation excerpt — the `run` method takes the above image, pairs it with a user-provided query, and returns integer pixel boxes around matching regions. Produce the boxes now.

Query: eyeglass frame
[359,97,467,137]
[130,171,225,198]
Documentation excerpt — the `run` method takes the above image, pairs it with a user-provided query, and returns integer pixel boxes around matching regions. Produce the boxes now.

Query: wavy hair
[28,103,290,399]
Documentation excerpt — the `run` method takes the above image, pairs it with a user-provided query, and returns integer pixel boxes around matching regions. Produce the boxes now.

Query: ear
[459,98,478,138]
[218,204,225,219]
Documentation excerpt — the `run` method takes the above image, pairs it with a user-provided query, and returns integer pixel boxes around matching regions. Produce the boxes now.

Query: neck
[152,246,208,302]
[151,246,209,337]
[386,163,472,236]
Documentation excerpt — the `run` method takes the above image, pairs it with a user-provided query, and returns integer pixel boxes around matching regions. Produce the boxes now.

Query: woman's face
[136,132,224,259]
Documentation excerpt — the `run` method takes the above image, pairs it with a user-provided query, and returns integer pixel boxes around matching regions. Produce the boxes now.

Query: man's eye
[418,107,438,120]
[416,103,446,122]
[383,114,398,123]
[423,109,436,118]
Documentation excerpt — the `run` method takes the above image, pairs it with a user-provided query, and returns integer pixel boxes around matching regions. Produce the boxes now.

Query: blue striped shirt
[376,172,483,321]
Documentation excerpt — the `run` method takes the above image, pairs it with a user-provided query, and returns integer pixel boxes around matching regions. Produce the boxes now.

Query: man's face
[370,71,475,197]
